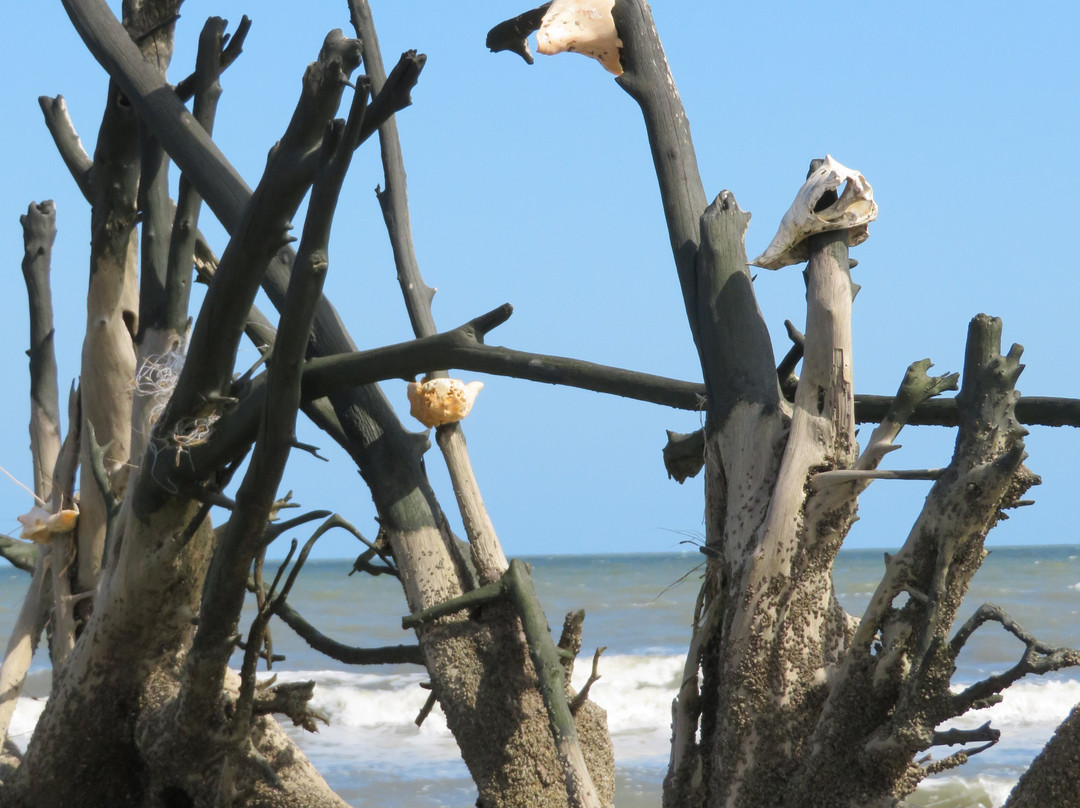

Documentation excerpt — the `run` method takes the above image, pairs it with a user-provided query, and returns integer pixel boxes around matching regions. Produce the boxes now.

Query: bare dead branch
[486,4,552,64]
[180,53,369,734]
[776,320,805,398]
[173,14,251,102]
[350,545,397,578]
[48,384,81,666]
[569,646,606,715]
[403,560,603,806]
[38,97,93,198]
[849,359,960,492]
[163,15,228,334]
[947,603,1080,716]
[275,600,423,665]
[932,721,1000,749]
[923,739,998,777]
[85,423,122,521]
[502,560,602,808]
[414,691,438,728]
[402,577,506,629]
[557,609,586,680]
[261,509,333,547]
[695,192,781,427]
[252,680,327,733]
[36,90,401,499]
[612,0,707,350]
[157,31,363,447]
[135,128,172,346]
[20,201,62,502]
[799,315,1039,803]
[233,538,298,738]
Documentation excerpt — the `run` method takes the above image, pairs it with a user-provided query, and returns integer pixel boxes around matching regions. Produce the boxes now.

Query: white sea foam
[7,696,46,753]
[946,677,1080,731]
[275,654,685,769]
[911,774,1016,808]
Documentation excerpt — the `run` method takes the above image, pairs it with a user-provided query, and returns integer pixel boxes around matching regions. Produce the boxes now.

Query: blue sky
[1,3,1078,560]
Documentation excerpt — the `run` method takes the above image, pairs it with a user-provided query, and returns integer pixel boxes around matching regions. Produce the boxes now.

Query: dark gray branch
[157,30,363,446]
[127,1,180,343]
[176,304,701,478]
[695,192,780,427]
[38,97,93,198]
[135,127,172,340]
[948,603,1080,717]
[182,78,370,731]
[162,15,227,333]
[276,601,423,665]
[855,395,1080,428]
[20,201,62,501]
[486,3,551,64]
[233,540,299,736]
[612,0,708,347]
[173,14,251,102]
[932,721,1000,749]
[348,0,436,338]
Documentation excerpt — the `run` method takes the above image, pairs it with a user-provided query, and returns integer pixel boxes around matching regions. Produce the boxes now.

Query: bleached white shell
[18,504,78,544]
[407,378,484,428]
[537,0,623,76]
[751,155,878,270]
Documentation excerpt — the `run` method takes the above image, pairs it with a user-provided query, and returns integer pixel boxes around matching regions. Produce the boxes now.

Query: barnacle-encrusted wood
[407,378,484,427]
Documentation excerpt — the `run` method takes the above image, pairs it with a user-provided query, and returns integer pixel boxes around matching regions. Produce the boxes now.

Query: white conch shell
[18,504,79,544]
[751,155,878,270]
[407,378,484,428]
[537,0,623,76]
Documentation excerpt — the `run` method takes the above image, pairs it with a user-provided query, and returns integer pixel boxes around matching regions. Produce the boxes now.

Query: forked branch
[947,603,1080,717]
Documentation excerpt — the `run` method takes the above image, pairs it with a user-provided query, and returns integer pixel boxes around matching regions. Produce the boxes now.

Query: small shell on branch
[751,155,878,270]
[537,0,623,76]
[407,378,484,428]
[18,504,79,544]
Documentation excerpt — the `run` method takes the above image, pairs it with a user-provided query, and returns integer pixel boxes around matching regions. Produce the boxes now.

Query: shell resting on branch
[752,154,878,270]
[407,378,484,428]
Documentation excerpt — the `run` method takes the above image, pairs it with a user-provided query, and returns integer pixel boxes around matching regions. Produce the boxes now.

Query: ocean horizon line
[256,542,1080,563]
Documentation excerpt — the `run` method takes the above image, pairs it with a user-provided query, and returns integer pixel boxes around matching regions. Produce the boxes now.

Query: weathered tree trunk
[1006,703,1080,807]
[601,3,1066,807]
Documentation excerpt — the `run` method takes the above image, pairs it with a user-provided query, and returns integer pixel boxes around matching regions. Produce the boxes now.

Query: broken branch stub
[752,155,877,270]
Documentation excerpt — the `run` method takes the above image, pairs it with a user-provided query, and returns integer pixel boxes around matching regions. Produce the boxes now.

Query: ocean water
[4,546,1080,807]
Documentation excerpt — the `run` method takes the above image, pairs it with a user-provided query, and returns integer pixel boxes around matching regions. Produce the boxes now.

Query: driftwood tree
[0,1,617,807]
[487,2,1080,808]
[3,2,1080,808]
